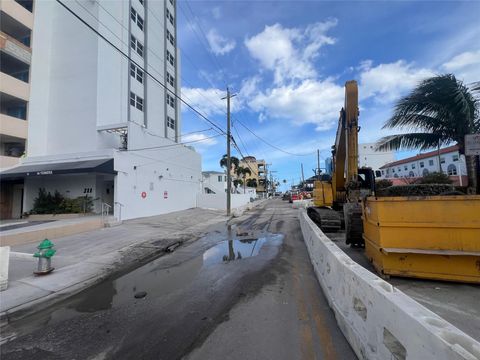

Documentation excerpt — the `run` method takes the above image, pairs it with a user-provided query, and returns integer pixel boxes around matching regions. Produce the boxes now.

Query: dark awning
[0,159,115,180]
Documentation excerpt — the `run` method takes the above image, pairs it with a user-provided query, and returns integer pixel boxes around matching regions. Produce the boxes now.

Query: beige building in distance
[239,156,267,194]
[0,0,33,169]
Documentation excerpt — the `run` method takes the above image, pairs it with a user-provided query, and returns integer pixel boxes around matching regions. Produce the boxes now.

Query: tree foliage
[31,188,93,214]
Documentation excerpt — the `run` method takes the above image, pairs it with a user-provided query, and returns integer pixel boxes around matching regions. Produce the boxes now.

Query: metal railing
[101,203,112,223]
[114,201,124,222]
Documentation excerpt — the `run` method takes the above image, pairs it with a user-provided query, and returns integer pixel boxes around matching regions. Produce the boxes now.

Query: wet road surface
[1,200,356,359]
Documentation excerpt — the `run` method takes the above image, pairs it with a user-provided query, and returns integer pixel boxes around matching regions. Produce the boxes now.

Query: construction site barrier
[300,210,480,360]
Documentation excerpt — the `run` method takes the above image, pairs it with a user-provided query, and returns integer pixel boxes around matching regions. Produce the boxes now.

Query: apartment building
[358,143,395,173]
[0,0,33,169]
[201,171,226,194]
[0,0,201,220]
[378,145,467,186]
[239,156,267,193]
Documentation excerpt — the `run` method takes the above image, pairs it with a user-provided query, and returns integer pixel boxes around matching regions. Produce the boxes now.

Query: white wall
[358,143,395,171]
[114,145,201,220]
[202,172,226,194]
[196,193,252,211]
[300,210,480,360]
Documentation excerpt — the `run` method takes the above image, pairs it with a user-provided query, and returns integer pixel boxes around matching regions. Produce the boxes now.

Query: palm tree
[236,166,252,193]
[220,154,240,193]
[376,74,480,192]
[246,178,258,188]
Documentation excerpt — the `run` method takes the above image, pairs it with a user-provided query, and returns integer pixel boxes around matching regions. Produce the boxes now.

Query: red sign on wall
[163,191,168,199]
[141,191,147,199]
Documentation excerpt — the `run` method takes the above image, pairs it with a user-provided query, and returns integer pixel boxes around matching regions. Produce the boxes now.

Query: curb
[299,209,480,360]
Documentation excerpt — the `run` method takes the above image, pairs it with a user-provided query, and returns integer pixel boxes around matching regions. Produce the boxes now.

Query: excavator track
[307,207,342,233]
[344,202,364,247]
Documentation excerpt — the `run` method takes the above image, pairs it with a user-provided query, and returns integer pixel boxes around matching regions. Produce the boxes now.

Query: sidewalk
[0,207,230,324]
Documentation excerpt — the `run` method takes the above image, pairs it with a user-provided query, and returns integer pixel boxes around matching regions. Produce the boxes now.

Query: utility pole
[222,87,236,216]
[301,163,305,187]
[317,149,321,180]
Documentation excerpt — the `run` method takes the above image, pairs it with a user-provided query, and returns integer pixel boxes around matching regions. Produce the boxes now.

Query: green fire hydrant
[33,239,56,275]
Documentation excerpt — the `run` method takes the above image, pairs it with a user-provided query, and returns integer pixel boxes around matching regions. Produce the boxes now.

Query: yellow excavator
[307,80,375,246]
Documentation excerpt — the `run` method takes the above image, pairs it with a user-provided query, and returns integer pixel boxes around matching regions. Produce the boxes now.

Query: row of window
[166,30,175,46]
[131,35,143,57]
[166,50,175,66]
[131,7,144,31]
[130,92,144,111]
[387,154,460,174]
[166,8,174,25]
[167,116,175,130]
[130,63,144,83]
[166,93,176,109]
[383,164,458,177]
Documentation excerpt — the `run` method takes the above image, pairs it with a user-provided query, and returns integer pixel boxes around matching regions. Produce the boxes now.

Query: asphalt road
[1,199,356,359]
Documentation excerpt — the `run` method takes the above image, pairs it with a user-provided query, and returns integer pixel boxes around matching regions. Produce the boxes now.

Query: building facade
[378,145,467,186]
[358,143,395,174]
[0,0,34,169]
[0,0,202,220]
[238,156,267,193]
[201,171,226,194]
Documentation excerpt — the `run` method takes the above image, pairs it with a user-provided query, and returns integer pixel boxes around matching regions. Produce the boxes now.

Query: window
[166,93,175,109]
[167,72,175,87]
[429,159,434,166]
[412,163,415,169]
[409,171,415,177]
[166,8,174,25]
[423,168,429,176]
[130,7,144,31]
[166,50,175,66]
[394,173,398,178]
[452,154,459,162]
[381,170,384,175]
[447,164,457,175]
[130,63,143,83]
[398,167,401,172]
[392,168,395,173]
[404,166,407,171]
[130,92,144,111]
[440,157,445,164]
[218,175,222,182]
[130,35,143,57]
[167,30,175,46]
[167,116,175,130]
[420,161,424,168]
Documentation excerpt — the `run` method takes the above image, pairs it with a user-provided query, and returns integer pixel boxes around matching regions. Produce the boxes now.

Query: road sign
[163,191,168,199]
[465,134,480,156]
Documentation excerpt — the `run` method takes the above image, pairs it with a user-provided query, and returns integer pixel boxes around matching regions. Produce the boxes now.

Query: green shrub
[418,172,452,184]
[375,179,393,190]
[31,188,93,214]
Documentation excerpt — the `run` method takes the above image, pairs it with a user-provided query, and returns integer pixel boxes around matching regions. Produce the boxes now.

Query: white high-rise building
[0,0,202,220]
[358,143,395,174]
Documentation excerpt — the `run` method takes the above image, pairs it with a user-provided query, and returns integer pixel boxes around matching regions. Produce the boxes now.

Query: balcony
[0,0,34,30]
[0,113,27,139]
[0,134,25,169]
[0,73,30,101]
[0,92,28,120]
[0,9,32,48]
[0,31,31,64]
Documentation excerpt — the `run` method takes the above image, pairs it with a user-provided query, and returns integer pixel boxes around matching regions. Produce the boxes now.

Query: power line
[123,134,223,152]
[234,116,317,157]
[56,0,227,136]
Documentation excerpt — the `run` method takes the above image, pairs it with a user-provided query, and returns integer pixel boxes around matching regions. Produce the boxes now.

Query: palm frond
[375,133,448,152]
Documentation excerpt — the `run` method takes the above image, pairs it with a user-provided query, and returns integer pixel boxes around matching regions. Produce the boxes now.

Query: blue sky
[176,1,480,190]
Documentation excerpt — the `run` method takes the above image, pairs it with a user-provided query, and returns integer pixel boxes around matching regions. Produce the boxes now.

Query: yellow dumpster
[362,195,480,283]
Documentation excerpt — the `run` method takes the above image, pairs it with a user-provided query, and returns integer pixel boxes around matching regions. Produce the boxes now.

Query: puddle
[3,233,283,342]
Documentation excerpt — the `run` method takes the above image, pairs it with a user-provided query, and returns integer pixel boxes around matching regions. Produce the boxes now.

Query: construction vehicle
[307,80,375,246]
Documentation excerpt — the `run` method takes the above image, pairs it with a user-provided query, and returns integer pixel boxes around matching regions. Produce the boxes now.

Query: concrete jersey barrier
[299,210,480,360]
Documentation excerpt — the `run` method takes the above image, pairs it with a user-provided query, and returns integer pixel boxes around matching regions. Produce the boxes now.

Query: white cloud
[211,6,221,19]
[181,87,241,116]
[206,29,236,56]
[182,133,218,146]
[442,50,480,83]
[359,60,433,103]
[248,79,344,131]
[245,20,337,85]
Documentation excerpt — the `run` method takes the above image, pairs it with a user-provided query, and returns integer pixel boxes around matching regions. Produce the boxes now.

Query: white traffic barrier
[300,210,480,360]
[0,246,10,291]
